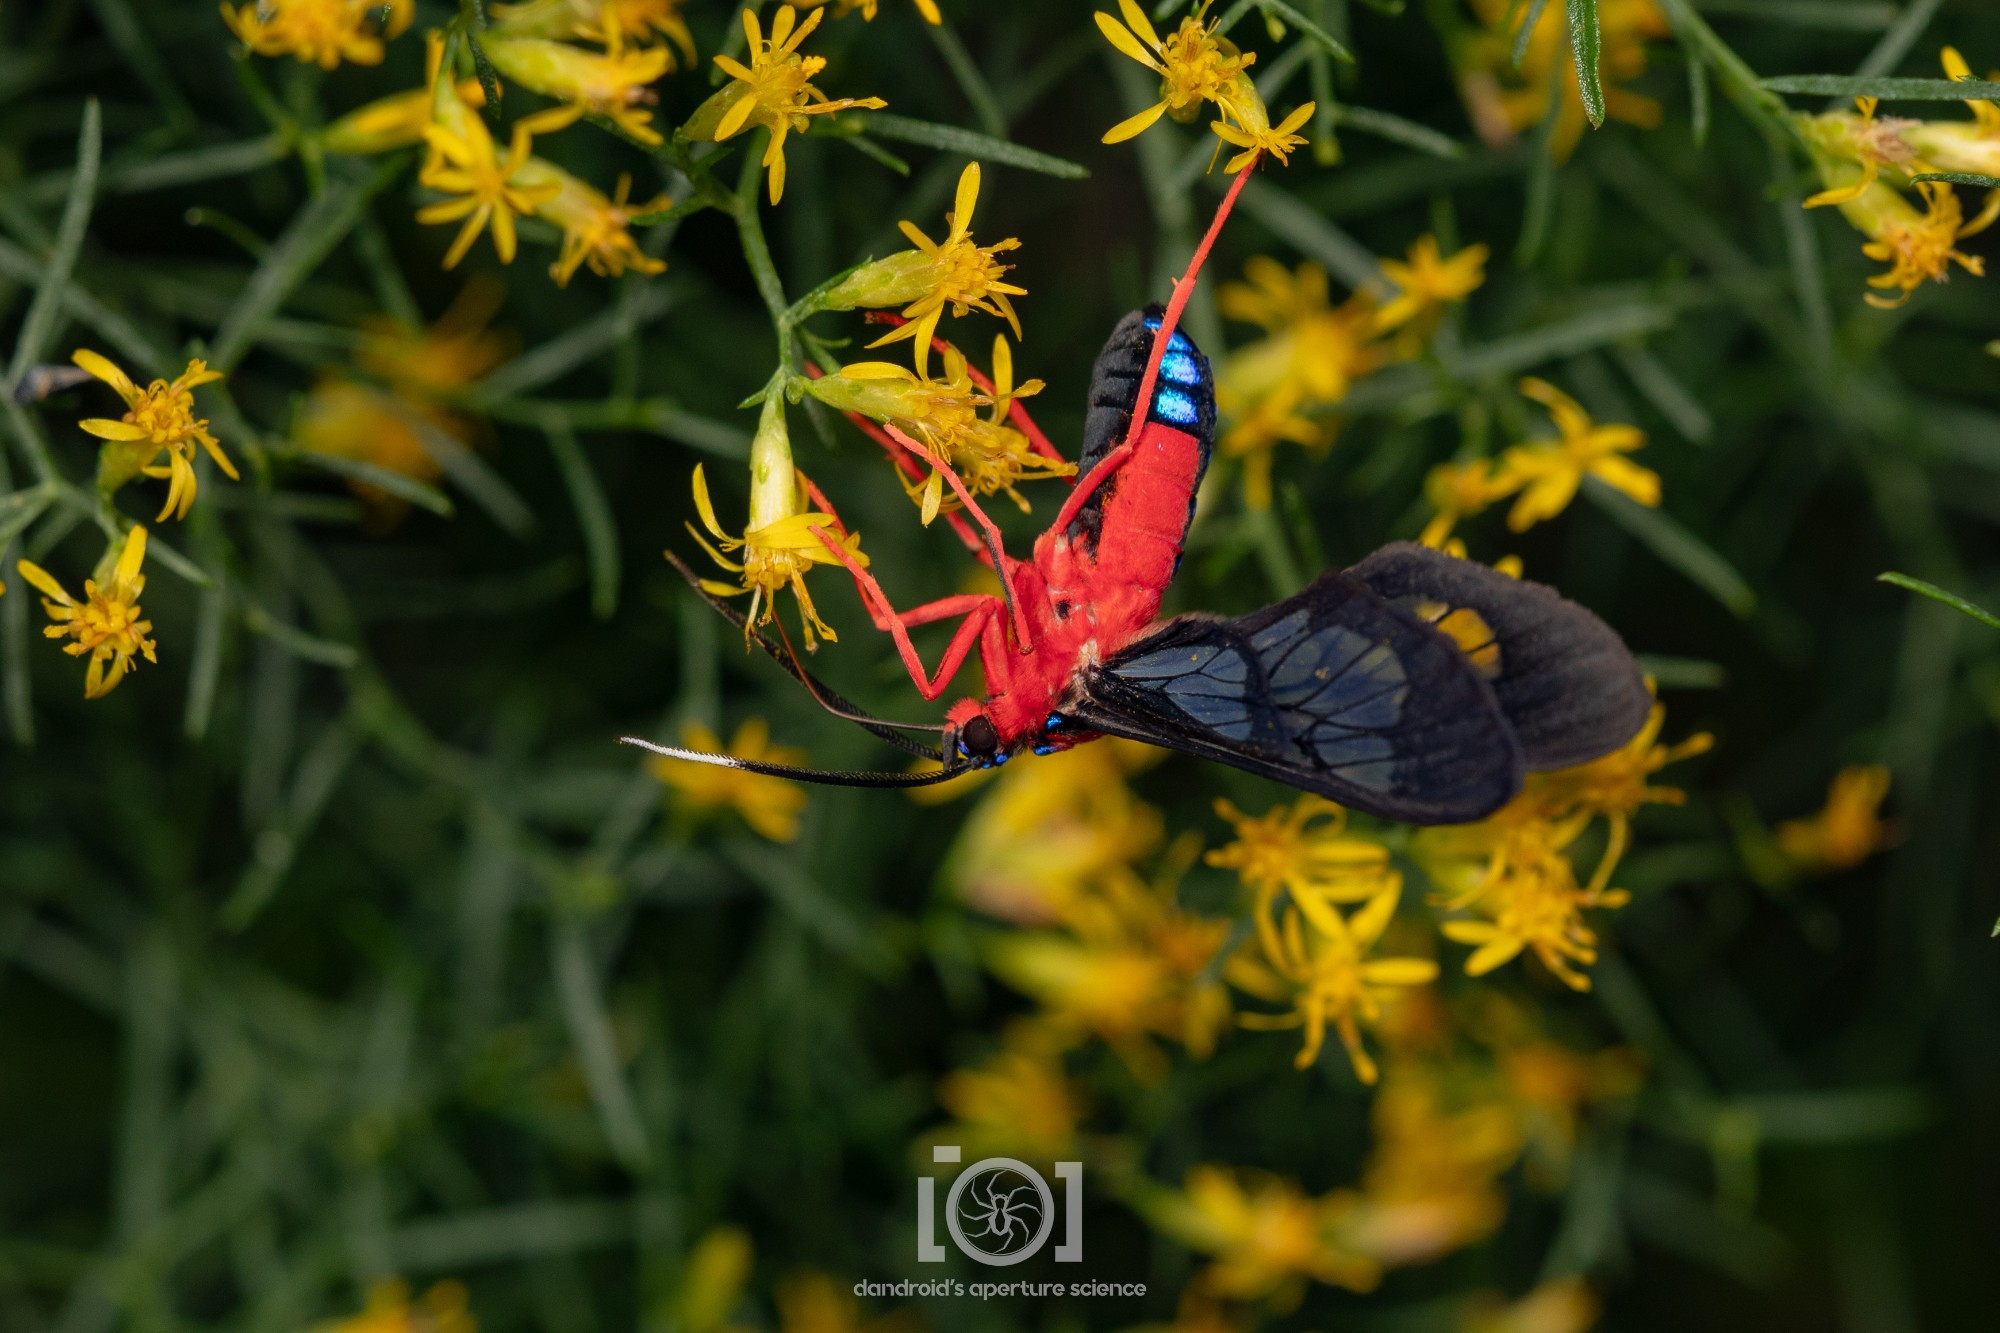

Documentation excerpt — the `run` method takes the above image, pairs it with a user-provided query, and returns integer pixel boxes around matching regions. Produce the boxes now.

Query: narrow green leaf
[1877,572,2000,630]
[1516,104,1561,266]
[1231,175,1382,292]
[82,0,194,129]
[1254,0,1355,62]
[926,17,1006,136]
[0,237,176,375]
[1761,74,2000,100]
[1689,48,1712,145]
[4,101,100,396]
[1692,0,1894,30]
[1328,105,1465,159]
[551,921,652,1170]
[283,448,456,517]
[846,113,1089,179]
[1513,0,1553,70]
[135,527,215,589]
[27,135,288,206]
[390,401,536,539]
[1614,344,1713,443]
[0,485,56,549]
[467,283,676,405]
[1454,303,1677,381]
[240,602,359,668]
[1585,477,1757,616]
[183,583,227,741]
[211,158,397,371]
[392,1201,631,1270]
[543,416,621,620]
[1909,172,2000,189]
[1568,0,1607,129]
[1,528,32,746]
[1635,654,1728,689]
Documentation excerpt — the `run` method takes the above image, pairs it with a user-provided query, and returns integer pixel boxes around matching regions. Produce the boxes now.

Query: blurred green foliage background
[2,0,1999,1330]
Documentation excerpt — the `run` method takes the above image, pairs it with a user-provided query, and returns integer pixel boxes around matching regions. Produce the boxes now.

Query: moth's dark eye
[960,715,1000,760]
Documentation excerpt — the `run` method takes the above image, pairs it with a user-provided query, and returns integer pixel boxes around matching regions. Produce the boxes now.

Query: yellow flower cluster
[1800,51,2000,306]
[318,1279,475,1333]
[651,716,812,842]
[1454,0,1667,161]
[223,0,413,69]
[1216,238,1487,509]
[1420,377,1658,547]
[297,283,513,521]
[1096,1,1315,171]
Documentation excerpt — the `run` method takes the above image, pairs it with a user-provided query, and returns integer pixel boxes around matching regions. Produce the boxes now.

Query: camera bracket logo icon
[918,1146,1082,1265]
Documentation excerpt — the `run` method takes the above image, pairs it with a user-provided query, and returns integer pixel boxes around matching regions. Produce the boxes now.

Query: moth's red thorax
[955,418,1209,748]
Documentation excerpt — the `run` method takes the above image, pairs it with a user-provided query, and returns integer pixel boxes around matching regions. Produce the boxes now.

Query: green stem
[1652,0,1798,146]
[734,137,794,370]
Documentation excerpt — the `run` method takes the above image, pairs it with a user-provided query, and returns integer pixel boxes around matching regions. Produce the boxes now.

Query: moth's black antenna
[665,552,943,759]
[772,609,949,736]
[619,736,971,790]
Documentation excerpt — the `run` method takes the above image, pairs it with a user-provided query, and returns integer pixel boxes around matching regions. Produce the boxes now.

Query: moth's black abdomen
[1069,305,1215,555]
[1345,542,1652,771]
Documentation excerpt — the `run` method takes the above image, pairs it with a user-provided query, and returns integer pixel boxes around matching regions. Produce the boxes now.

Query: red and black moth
[627,171,1652,824]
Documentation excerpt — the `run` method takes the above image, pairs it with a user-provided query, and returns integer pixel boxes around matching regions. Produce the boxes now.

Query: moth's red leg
[879,424,1034,648]
[810,525,998,700]
[835,410,990,560]
[1050,438,1139,535]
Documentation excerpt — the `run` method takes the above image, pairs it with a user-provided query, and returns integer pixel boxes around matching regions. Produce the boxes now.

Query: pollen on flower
[519,162,671,285]
[222,0,413,69]
[680,6,887,205]
[16,526,157,699]
[649,718,809,841]
[72,349,237,522]
[1851,180,1999,308]
[1205,795,1395,904]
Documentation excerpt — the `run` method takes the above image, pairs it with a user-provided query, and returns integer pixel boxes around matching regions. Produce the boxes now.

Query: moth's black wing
[1066,573,1524,823]
[1345,542,1651,770]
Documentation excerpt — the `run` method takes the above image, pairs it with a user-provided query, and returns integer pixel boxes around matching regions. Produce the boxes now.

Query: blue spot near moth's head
[1160,351,1202,386]
[1154,387,1198,426]
[1033,744,1057,756]
[1045,712,1066,731]
[1143,314,1162,331]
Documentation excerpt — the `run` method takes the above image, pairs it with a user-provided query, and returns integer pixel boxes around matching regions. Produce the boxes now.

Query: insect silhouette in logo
[953,1164,1046,1256]
[628,169,1651,823]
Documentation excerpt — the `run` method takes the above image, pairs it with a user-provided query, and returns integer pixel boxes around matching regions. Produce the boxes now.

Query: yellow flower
[1840,179,1999,309]
[1232,875,1437,1082]
[806,340,1070,521]
[1095,1,1255,144]
[1523,699,1711,888]
[1375,235,1489,335]
[319,1278,475,1333]
[1351,1062,1519,1266]
[682,6,887,205]
[1457,0,1666,160]
[934,1024,1082,1163]
[417,95,569,269]
[16,526,156,700]
[296,379,450,501]
[324,81,487,155]
[518,161,671,285]
[672,1227,754,1333]
[73,349,237,522]
[943,740,1162,925]
[1460,1278,1601,1333]
[1152,1166,1380,1306]
[1775,765,1895,872]
[492,0,698,67]
[1205,796,1395,904]
[984,858,1232,1077]
[1432,815,1624,991]
[480,33,671,144]
[785,0,943,24]
[1210,95,1315,173]
[843,163,1026,380]
[650,718,809,841]
[1215,258,1386,509]
[356,281,514,399]
[1800,96,1924,209]
[222,0,412,69]
[1418,458,1516,548]
[685,400,867,649]
[1904,48,2000,178]
[1497,377,1656,532]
